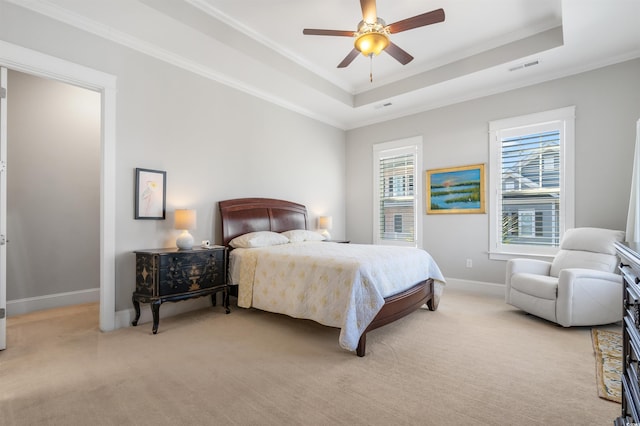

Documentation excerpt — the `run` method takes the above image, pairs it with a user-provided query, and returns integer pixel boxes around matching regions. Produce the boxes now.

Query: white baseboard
[7,288,100,316]
[444,277,505,298]
[115,296,217,331]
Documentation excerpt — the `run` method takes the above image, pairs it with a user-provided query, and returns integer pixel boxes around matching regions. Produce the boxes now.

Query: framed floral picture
[135,168,166,219]
[426,164,485,214]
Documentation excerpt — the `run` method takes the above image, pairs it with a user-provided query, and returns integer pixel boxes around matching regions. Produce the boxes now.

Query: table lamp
[175,209,196,250]
[318,216,332,240]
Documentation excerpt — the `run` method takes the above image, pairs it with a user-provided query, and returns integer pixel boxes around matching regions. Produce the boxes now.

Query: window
[394,214,403,233]
[489,106,575,259]
[373,137,423,247]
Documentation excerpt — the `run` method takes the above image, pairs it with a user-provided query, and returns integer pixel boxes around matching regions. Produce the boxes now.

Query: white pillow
[281,229,325,243]
[229,231,289,248]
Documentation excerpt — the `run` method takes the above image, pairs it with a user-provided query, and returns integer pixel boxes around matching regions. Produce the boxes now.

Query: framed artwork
[135,168,166,220]
[426,163,485,214]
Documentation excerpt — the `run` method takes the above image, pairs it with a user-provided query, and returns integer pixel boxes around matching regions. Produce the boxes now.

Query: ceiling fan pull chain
[369,54,373,82]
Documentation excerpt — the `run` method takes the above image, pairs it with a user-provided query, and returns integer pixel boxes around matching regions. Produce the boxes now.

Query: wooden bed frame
[218,197,437,356]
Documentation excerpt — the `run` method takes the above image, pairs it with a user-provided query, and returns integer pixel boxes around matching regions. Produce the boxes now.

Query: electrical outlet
[466,259,472,268]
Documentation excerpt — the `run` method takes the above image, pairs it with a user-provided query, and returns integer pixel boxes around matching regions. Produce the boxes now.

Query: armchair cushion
[510,273,558,300]
[559,227,624,254]
[549,228,624,277]
[550,250,618,277]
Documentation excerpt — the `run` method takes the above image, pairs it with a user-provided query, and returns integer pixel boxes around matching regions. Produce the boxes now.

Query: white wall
[0,3,346,312]
[346,58,640,286]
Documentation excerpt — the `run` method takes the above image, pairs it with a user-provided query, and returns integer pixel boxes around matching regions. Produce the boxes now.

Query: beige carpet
[0,288,621,425]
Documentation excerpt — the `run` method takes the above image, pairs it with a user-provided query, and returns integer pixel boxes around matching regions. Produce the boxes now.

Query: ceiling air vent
[374,102,393,110]
[509,60,539,72]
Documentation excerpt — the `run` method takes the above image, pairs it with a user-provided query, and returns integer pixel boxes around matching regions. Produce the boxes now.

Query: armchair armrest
[559,268,620,284]
[556,268,622,327]
[505,258,552,303]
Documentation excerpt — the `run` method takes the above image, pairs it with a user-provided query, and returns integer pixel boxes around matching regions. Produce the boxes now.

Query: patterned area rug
[591,329,622,403]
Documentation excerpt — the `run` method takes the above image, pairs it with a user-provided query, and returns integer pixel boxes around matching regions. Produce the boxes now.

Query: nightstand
[323,239,350,243]
[132,246,229,334]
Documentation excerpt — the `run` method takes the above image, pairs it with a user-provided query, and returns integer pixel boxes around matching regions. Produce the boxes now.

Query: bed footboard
[356,278,435,357]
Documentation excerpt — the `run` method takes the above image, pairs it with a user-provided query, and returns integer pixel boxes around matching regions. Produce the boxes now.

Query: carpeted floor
[0,288,622,425]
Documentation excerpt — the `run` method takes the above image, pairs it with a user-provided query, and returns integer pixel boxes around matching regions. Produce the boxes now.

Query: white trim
[0,40,117,333]
[6,288,100,317]
[7,0,343,130]
[488,106,575,260]
[0,67,7,350]
[373,136,423,248]
[444,277,505,298]
[184,0,351,94]
[487,251,554,262]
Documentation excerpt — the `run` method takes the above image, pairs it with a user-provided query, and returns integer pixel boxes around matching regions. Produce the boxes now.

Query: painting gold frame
[426,164,486,214]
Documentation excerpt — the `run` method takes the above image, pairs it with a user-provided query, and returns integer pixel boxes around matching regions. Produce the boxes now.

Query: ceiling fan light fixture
[355,31,389,56]
[354,18,389,56]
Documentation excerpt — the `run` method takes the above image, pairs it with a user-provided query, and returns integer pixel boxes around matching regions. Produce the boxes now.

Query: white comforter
[230,241,445,351]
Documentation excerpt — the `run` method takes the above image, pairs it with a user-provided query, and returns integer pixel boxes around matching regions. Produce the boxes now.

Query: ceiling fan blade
[337,48,360,68]
[303,29,355,37]
[384,42,414,65]
[387,8,445,34]
[360,0,377,24]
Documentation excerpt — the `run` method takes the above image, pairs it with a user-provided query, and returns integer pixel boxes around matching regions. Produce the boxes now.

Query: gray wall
[346,58,640,285]
[6,70,100,301]
[0,3,346,312]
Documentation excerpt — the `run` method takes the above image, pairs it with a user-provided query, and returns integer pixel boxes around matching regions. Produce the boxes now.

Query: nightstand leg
[224,287,230,314]
[132,296,141,326]
[151,301,161,334]
[211,292,217,307]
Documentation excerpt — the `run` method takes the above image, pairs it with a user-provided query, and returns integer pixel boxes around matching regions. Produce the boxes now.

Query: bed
[219,197,445,356]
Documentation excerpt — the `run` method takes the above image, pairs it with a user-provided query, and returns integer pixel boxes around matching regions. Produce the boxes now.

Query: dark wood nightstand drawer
[158,250,225,296]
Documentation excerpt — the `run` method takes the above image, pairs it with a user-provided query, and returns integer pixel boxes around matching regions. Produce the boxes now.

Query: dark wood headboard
[218,198,308,246]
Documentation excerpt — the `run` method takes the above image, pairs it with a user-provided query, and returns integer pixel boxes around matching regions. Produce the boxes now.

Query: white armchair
[505,227,625,327]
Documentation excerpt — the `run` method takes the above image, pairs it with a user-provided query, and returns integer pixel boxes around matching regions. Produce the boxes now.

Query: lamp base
[321,230,331,240]
[176,230,194,250]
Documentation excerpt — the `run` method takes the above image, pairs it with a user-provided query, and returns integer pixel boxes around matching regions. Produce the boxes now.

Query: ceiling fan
[303,0,445,73]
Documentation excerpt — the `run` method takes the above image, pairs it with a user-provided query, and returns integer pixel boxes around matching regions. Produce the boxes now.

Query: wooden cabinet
[615,241,640,424]
[132,246,229,334]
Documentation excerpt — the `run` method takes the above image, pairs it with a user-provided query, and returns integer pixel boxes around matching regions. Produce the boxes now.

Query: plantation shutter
[377,151,415,243]
[500,130,561,247]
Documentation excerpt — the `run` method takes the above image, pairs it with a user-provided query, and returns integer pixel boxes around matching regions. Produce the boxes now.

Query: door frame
[0,40,117,333]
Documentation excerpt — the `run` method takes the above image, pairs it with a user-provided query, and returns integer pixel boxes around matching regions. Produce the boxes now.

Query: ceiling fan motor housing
[354,18,390,56]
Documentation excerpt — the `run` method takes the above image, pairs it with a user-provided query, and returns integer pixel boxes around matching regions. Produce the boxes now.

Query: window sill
[489,251,555,262]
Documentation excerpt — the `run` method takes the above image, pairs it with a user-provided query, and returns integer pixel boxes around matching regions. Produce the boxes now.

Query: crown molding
[7,0,346,129]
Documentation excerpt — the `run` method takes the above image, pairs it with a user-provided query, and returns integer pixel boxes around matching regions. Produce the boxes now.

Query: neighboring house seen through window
[489,106,575,259]
[373,137,423,247]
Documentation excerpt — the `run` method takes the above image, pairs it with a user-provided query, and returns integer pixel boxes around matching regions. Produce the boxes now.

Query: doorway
[0,40,117,349]
[6,70,100,316]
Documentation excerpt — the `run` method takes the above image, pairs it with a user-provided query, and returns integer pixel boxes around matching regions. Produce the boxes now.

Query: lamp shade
[318,216,333,230]
[175,209,196,250]
[174,209,196,230]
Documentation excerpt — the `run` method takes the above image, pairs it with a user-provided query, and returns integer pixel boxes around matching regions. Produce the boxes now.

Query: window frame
[488,106,575,260]
[373,136,423,248]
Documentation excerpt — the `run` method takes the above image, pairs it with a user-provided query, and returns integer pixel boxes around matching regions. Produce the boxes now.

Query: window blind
[500,130,561,247]
[378,153,415,242]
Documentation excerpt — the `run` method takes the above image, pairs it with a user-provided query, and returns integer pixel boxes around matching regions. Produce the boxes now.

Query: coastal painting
[426,164,485,214]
